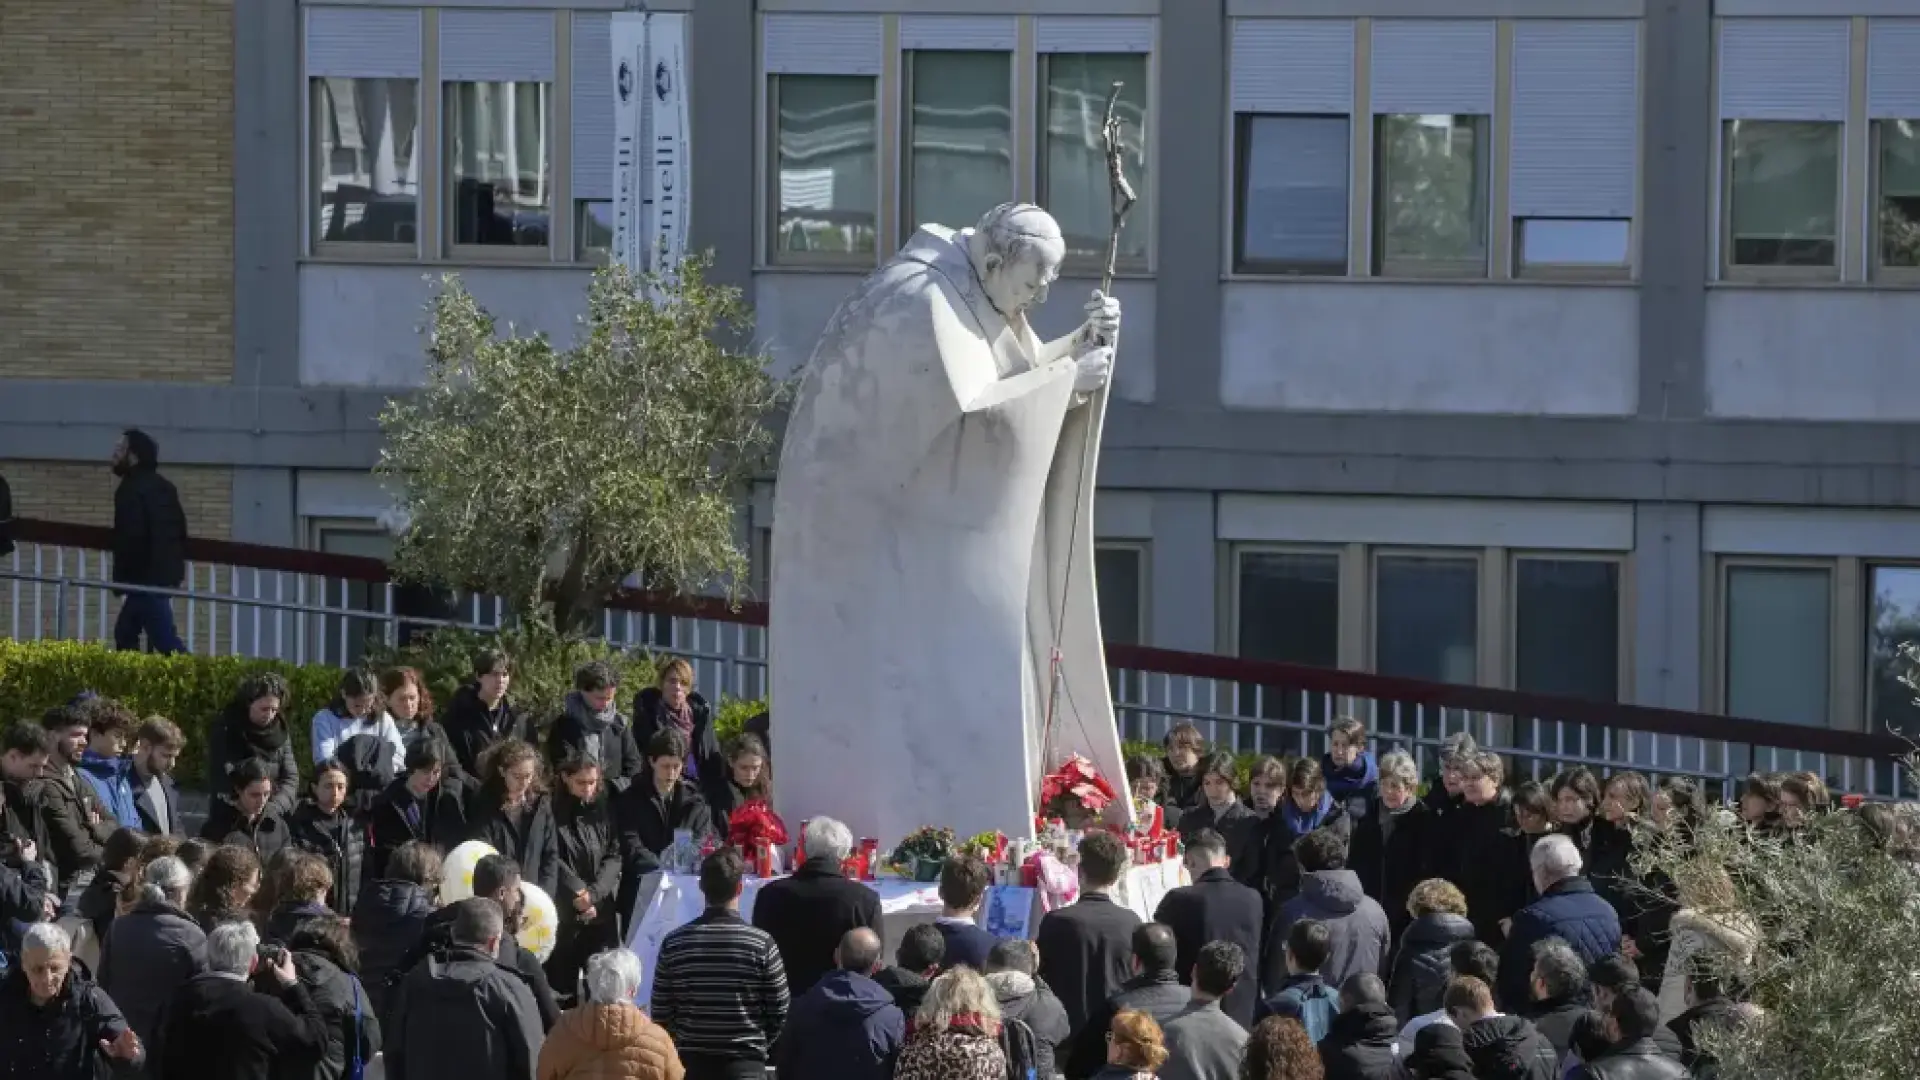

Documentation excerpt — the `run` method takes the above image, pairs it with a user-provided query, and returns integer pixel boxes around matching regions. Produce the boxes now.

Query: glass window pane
[1878,120,1920,268]
[1375,555,1478,684]
[1726,566,1830,726]
[1728,120,1838,267]
[1237,114,1349,273]
[1238,552,1340,666]
[575,200,613,261]
[1375,114,1488,272]
[1095,546,1144,647]
[446,81,551,248]
[1517,219,1630,267]
[1515,559,1619,701]
[773,75,879,258]
[1041,54,1151,263]
[1868,566,1920,735]
[908,52,1013,233]
[314,77,419,244]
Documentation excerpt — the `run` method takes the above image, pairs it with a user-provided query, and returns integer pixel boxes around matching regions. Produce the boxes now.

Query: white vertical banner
[646,13,690,282]
[609,11,649,279]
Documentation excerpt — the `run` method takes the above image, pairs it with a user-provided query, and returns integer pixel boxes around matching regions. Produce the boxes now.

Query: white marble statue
[770,203,1131,847]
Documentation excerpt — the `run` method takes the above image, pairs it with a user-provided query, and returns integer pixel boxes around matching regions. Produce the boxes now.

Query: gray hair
[21,921,71,957]
[583,948,643,1003]
[915,965,1002,1034]
[1530,937,1590,1000]
[142,856,192,904]
[207,921,261,976]
[1379,751,1419,789]
[1531,833,1583,884]
[803,817,854,864]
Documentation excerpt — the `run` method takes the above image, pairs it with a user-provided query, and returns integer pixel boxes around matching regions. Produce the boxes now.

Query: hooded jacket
[1655,908,1758,1024]
[350,879,435,1023]
[1461,1014,1561,1080]
[537,1002,685,1080]
[872,967,932,1017]
[547,693,642,787]
[1409,1023,1480,1080]
[1388,910,1479,1023]
[76,752,139,832]
[111,448,187,589]
[387,944,543,1080]
[772,969,906,1080]
[987,969,1072,1080]
[285,933,383,1080]
[1067,969,1188,1080]
[1320,1000,1403,1080]
[1265,869,1392,996]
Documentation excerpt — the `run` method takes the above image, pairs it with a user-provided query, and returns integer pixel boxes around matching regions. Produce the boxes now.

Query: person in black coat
[206,674,303,821]
[1348,750,1433,943]
[1264,757,1352,907]
[1321,717,1381,828]
[1587,772,1650,921]
[546,662,644,789]
[1176,753,1264,887]
[1034,830,1141,1034]
[632,657,724,789]
[287,763,367,916]
[701,732,772,836]
[109,428,189,656]
[284,918,382,1080]
[350,840,441,1024]
[441,648,532,781]
[751,816,882,997]
[366,743,467,883]
[0,924,145,1080]
[1434,750,1516,946]
[1388,878,1479,1024]
[99,858,205,1054]
[1320,974,1401,1080]
[1064,923,1189,1080]
[547,756,625,997]
[1157,722,1209,820]
[617,729,715,860]
[200,757,293,865]
[465,740,560,900]
[154,920,330,1080]
[1152,829,1264,1029]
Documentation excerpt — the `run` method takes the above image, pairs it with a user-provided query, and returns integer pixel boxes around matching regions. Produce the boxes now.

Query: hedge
[0,639,766,791]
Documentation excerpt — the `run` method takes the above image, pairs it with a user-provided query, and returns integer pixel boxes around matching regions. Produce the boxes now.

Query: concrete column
[1637,0,1713,419]
[1150,0,1225,408]
[1633,501,1703,711]
[231,468,298,547]
[690,0,757,298]
[1149,491,1216,652]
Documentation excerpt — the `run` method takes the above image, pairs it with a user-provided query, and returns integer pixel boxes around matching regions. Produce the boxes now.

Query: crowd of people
[0,648,1910,1080]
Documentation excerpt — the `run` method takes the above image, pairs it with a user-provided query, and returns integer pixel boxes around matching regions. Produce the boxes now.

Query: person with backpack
[771,927,904,1080]
[1256,919,1339,1043]
[984,938,1071,1080]
[283,917,381,1080]
[310,670,404,801]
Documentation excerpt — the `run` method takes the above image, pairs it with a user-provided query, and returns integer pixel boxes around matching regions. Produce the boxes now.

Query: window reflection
[1041,54,1150,262]
[908,52,1013,233]
[314,77,419,244]
[773,75,878,258]
[447,81,552,249]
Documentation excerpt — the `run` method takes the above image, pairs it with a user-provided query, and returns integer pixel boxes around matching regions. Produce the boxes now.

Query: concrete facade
[7,0,1920,733]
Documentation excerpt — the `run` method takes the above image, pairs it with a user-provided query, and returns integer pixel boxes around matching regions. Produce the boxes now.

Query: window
[1875,120,1920,274]
[575,200,613,262]
[1040,53,1151,265]
[445,81,552,251]
[770,74,879,262]
[1234,115,1349,275]
[1514,558,1620,702]
[1373,114,1488,276]
[1236,550,1339,724]
[1515,219,1630,278]
[1868,566,1920,736]
[1094,545,1146,647]
[1375,554,1478,683]
[312,78,420,247]
[1724,120,1839,272]
[1725,565,1831,726]
[905,51,1013,235]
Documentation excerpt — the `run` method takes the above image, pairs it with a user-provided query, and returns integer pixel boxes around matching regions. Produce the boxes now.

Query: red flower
[728,798,790,850]
[1039,755,1117,812]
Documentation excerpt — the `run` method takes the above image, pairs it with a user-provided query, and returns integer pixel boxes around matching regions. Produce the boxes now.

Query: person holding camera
[153,920,327,1080]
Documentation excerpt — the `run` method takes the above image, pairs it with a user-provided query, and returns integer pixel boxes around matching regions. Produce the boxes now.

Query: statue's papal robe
[770,225,1127,846]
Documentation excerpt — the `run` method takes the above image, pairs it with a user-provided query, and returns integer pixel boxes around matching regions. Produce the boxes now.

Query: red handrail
[13,517,1910,762]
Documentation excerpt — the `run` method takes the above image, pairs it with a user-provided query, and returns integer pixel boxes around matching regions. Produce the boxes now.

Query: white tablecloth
[625,857,1187,1005]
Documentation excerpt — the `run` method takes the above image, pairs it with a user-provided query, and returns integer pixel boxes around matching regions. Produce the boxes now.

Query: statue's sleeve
[920,284,1077,416]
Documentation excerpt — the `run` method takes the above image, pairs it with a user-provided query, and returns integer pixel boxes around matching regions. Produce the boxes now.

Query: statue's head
[966,203,1066,318]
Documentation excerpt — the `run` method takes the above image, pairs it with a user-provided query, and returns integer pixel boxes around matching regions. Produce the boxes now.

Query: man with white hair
[0,921,144,1077]
[154,919,326,1080]
[752,816,882,996]
[389,897,544,1080]
[1498,832,1622,1011]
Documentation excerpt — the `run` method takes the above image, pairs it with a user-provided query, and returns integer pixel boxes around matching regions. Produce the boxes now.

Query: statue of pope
[770,203,1130,845]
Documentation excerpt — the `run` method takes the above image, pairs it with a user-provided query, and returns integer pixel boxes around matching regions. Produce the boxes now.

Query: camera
[256,944,288,966]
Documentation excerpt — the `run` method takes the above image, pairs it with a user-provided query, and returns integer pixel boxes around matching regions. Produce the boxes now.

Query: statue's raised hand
[1078,289,1121,348]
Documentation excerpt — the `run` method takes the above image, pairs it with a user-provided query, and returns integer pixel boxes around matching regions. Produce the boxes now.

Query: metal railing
[5,518,1910,798]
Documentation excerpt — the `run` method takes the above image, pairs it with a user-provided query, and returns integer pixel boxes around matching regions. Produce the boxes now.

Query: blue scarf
[1322,751,1379,799]
[1281,789,1337,836]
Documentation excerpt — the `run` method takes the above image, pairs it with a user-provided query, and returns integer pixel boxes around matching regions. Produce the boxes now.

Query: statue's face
[982,240,1064,316]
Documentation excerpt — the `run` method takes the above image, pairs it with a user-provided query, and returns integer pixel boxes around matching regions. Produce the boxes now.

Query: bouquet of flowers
[891,825,958,882]
[1039,754,1118,829]
[728,798,789,877]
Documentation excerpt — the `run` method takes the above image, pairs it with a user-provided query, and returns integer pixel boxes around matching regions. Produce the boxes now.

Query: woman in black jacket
[632,657,723,787]
[184,843,261,933]
[1387,878,1478,1024]
[442,647,531,780]
[286,917,381,1080]
[199,757,293,865]
[547,661,643,788]
[289,761,367,916]
[1348,750,1433,943]
[350,841,440,1024]
[547,756,625,997]
[379,667,465,786]
[1549,766,1602,860]
[205,673,302,819]
[365,743,467,882]
[1433,750,1515,946]
[1588,770,1650,919]
[466,739,560,899]
[617,728,714,861]
[701,732,772,836]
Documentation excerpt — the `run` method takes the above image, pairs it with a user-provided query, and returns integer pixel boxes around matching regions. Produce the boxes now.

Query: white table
[625,856,1187,1005]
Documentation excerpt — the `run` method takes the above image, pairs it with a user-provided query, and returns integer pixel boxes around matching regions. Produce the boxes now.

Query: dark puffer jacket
[1388,911,1478,1023]
[350,879,435,1024]
[1498,878,1622,1011]
[1461,1013,1560,1080]
[284,930,382,1080]
[99,897,207,1045]
[288,802,368,916]
[467,792,560,900]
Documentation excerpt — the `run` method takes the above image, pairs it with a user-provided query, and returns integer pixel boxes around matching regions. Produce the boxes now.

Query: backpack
[999,1014,1039,1080]
[1271,980,1339,1044]
[334,733,396,813]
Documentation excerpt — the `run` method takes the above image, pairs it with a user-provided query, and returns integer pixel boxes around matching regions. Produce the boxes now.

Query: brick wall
[0,0,234,383]
[2,461,231,539]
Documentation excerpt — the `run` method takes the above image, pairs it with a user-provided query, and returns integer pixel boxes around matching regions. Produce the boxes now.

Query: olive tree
[377,256,784,633]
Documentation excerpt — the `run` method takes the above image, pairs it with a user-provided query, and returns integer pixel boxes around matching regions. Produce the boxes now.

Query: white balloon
[442,840,500,903]
[517,881,561,963]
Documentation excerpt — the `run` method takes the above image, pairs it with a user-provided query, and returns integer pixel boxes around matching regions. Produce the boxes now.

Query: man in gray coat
[1161,942,1251,1080]
[388,898,543,1080]
[1266,827,1390,993]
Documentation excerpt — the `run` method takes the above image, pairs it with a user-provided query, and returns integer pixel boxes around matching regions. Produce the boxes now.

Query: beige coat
[536,1003,685,1080]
